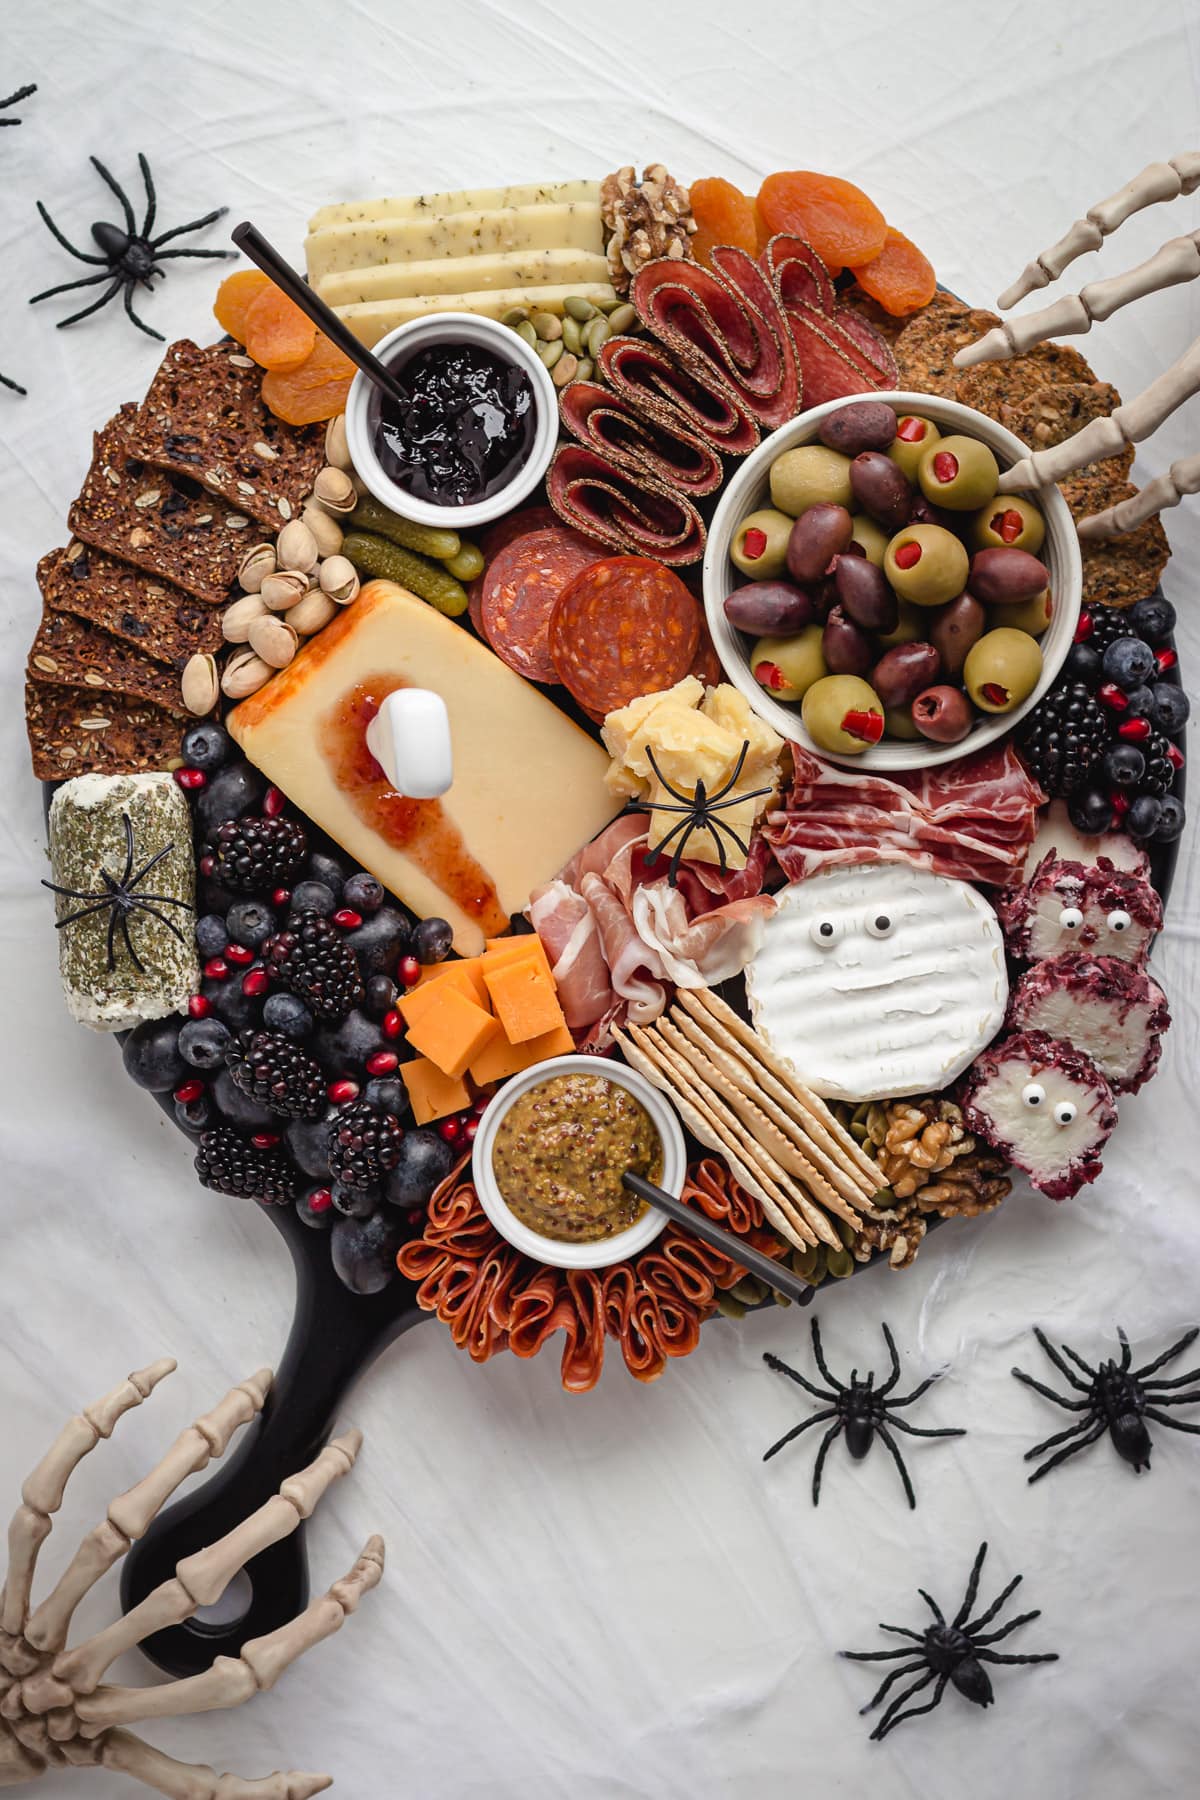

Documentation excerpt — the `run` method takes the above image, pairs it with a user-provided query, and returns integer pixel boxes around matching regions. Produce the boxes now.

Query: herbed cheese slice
[306,203,605,282]
[333,283,618,348]
[308,181,600,232]
[317,249,612,309]
[228,581,622,957]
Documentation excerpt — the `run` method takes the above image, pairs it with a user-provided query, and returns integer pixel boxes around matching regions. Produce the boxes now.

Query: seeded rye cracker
[1000,380,1133,478]
[126,339,324,531]
[28,604,186,714]
[1062,477,1172,609]
[38,544,221,670]
[954,339,1096,420]
[68,405,249,606]
[892,291,1003,398]
[25,679,182,782]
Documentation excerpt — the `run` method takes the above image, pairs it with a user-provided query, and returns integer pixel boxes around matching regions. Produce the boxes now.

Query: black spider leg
[761,1405,839,1462]
[871,1670,946,1739]
[1032,1326,1095,1391]
[1023,1413,1102,1464]
[1143,1407,1200,1436]
[1011,1366,1091,1411]
[0,372,27,394]
[809,1318,843,1393]
[123,282,163,342]
[1058,1341,1098,1382]
[90,155,136,238]
[32,199,109,266]
[951,1543,989,1629]
[1132,1326,1200,1384]
[763,1347,839,1403]
[852,1659,930,1715]
[1026,1421,1107,1483]
[136,152,156,240]
[29,267,121,305]
[0,84,37,122]
[153,243,237,262]
[964,1571,1024,1635]
[810,1419,846,1505]
[873,1422,918,1508]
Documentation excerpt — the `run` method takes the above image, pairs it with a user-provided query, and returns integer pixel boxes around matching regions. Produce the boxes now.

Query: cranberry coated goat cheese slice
[229,579,622,957]
[745,863,1008,1102]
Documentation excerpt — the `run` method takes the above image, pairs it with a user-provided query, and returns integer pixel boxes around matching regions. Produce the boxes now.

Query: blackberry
[1077,605,1136,654]
[1140,730,1177,799]
[1019,683,1110,797]
[264,910,365,1021]
[208,815,307,894]
[326,1100,403,1191]
[195,1127,295,1203]
[225,1029,327,1119]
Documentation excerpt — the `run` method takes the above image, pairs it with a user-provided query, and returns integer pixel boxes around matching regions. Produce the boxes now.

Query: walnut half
[600,163,696,294]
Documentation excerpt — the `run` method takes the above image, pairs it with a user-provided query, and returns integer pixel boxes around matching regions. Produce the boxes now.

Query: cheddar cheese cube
[468,1021,576,1086]
[401,1057,472,1126]
[483,956,565,1044]
[405,984,500,1080]
[413,956,490,1008]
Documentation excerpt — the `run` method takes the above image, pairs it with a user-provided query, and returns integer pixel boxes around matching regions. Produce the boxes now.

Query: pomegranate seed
[1110,788,1131,816]
[174,1079,204,1104]
[251,1133,280,1150]
[308,1188,333,1215]
[200,854,216,877]
[406,1206,425,1226]
[841,708,884,744]
[333,908,362,931]
[224,942,254,966]
[1074,613,1094,643]
[992,509,1025,543]
[187,994,211,1020]
[263,786,285,817]
[272,887,291,908]
[742,527,768,560]
[1098,683,1129,711]
[1167,743,1185,770]
[366,1050,399,1076]
[242,967,269,997]
[931,451,959,484]
[438,1117,462,1143]
[204,956,229,981]
[399,955,421,988]
[893,540,922,569]
[174,766,207,791]
[1156,647,1178,672]
[897,416,926,442]
[472,1094,491,1115]
[381,1009,404,1040]
[1118,717,1151,742]
[463,1118,479,1143]
[328,1078,360,1104]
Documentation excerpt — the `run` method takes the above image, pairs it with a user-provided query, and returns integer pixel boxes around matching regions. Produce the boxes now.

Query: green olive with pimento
[769,445,854,516]
[883,523,969,606]
[970,495,1046,554]
[802,674,886,755]
[750,624,827,702]
[730,507,795,579]
[887,415,941,480]
[963,628,1044,713]
[917,435,1000,511]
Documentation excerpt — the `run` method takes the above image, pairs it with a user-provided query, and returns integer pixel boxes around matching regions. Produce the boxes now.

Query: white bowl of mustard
[472,1055,685,1270]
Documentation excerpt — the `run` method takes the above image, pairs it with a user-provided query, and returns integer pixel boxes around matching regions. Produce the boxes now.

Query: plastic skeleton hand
[0,1359,383,1797]
[952,153,1200,538]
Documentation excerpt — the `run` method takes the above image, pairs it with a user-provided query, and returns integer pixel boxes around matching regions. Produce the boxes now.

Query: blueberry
[345,905,411,976]
[305,850,346,895]
[1127,793,1164,839]
[195,913,229,958]
[174,1093,212,1135]
[331,1181,378,1219]
[1101,743,1146,789]
[342,872,384,916]
[384,1128,456,1209]
[1101,637,1156,690]
[211,1067,277,1130]
[288,879,337,918]
[331,1212,400,1294]
[1122,684,1156,720]
[286,1106,338,1180]
[295,1185,334,1231]
[122,1017,188,1092]
[225,899,275,950]
[180,721,231,773]
[194,762,266,837]
[1154,794,1186,843]
[412,916,453,965]
[1061,643,1103,688]
[201,972,264,1033]
[1130,594,1176,645]
[363,1075,410,1116]
[1067,785,1114,836]
[364,974,398,1020]
[1150,683,1190,735]
[178,1016,232,1069]
[311,1008,384,1074]
[263,992,314,1040]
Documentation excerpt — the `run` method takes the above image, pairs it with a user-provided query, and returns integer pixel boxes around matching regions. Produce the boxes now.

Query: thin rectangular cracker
[127,339,323,531]
[39,544,222,671]
[28,603,186,715]
[25,680,182,782]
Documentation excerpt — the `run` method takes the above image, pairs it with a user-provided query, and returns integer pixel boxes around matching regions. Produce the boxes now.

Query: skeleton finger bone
[998,152,1200,308]
[102,1730,332,1799]
[1077,450,1200,538]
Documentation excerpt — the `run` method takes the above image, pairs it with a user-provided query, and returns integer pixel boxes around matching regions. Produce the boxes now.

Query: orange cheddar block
[413,956,489,1008]
[401,1056,472,1126]
[483,955,565,1044]
[468,1021,576,1086]
[483,934,554,983]
[405,984,500,1079]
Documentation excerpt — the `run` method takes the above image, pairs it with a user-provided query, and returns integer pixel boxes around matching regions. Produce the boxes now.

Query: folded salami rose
[558,379,723,496]
[631,253,798,429]
[600,335,759,457]
[547,443,707,566]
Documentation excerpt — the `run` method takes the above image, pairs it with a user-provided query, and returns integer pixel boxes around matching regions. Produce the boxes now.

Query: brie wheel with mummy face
[746,863,1008,1101]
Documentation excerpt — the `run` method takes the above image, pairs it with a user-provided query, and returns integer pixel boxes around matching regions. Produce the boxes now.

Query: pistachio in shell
[247,614,300,669]
[237,542,277,594]
[180,652,219,716]
[260,570,310,613]
[324,413,351,471]
[221,648,273,699]
[221,593,270,643]
[275,517,320,574]
[311,466,359,517]
[318,554,360,604]
[300,502,345,559]
[286,589,339,635]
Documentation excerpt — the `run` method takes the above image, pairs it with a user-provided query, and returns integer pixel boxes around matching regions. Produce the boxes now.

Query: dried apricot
[850,227,937,317]
[755,172,887,275]
[262,331,357,425]
[213,268,272,344]
[690,177,758,268]
[243,286,318,373]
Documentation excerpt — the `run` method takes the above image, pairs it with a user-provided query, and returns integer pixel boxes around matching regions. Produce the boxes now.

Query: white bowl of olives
[702,392,1082,770]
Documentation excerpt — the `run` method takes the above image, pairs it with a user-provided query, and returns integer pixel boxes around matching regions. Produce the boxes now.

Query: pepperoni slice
[548,556,701,719]
[480,527,605,682]
[478,505,559,564]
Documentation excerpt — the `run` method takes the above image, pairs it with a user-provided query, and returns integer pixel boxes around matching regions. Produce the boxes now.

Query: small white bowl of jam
[345,312,559,532]
[472,1055,686,1270]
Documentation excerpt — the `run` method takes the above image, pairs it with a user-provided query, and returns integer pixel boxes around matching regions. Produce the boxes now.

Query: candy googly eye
[1106,909,1132,933]
[1053,1101,1078,1126]
[865,913,893,939]
[810,917,842,948]
[1021,1082,1046,1109]
[1058,906,1084,931]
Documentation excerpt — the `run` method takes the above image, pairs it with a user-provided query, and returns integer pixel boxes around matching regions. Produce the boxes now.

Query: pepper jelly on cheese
[229,580,622,956]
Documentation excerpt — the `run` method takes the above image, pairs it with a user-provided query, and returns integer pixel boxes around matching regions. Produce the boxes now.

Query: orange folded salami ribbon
[558,380,724,497]
[603,1266,667,1384]
[546,444,707,567]
[599,336,759,457]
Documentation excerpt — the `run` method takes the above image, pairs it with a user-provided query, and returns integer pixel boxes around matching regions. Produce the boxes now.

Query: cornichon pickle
[348,494,461,562]
[340,531,469,617]
[444,541,485,582]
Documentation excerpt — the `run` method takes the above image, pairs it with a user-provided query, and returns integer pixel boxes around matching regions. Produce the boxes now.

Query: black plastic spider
[1013,1324,1200,1482]
[762,1319,965,1508]
[0,83,36,125]
[841,1541,1058,1740]
[632,739,772,884]
[42,812,193,973]
[29,152,234,340]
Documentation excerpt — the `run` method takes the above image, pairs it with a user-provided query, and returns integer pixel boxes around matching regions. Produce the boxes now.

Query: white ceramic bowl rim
[471,1054,685,1271]
[344,311,558,532]
[702,389,1083,772]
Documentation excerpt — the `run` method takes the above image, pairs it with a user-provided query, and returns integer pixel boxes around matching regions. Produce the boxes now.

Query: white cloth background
[2,2,1198,1794]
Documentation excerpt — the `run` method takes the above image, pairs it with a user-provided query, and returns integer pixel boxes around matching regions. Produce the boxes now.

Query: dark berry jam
[375,343,535,506]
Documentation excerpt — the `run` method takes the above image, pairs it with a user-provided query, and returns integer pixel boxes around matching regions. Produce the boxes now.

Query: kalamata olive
[928,592,986,676]
[849,451,913,533]
[724,580,815,636]
[912,685,974,743]
[871,640,942,709]
[822,606,874,677]
[968,546,1050,605]
[834,555,898,633]
[818,400,898,457]
[786,502,854,584]
[907,492,958,533]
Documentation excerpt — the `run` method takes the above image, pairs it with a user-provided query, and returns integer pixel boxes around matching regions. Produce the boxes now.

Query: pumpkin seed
[584,315,611,358]
[551,352,579,388]
[531,311,562,341]
[563,295,597,322]
[575,357,594,382]
[826,1247,855,1280]
[501,307,529,326]
[536,337,563,371]
[561,315,584,357]
[608,302,636,334]
[514,319,538,349]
